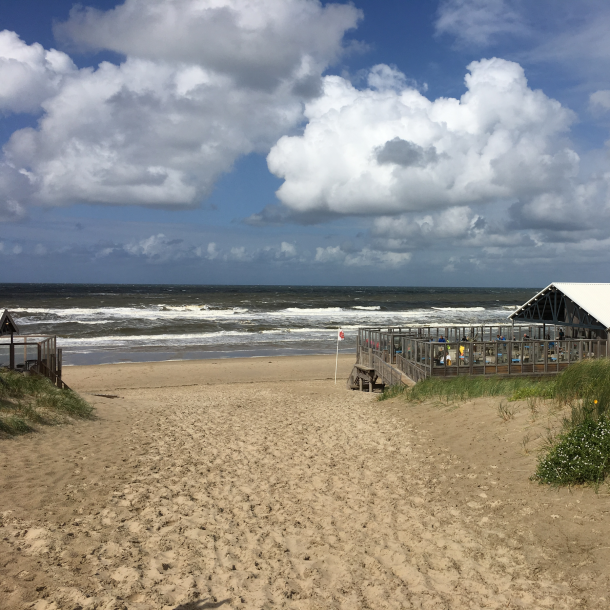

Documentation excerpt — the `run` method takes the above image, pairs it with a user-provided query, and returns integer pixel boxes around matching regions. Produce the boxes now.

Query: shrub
[533,416,610,486]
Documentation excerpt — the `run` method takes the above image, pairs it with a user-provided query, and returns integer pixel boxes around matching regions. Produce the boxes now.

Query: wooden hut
[0,309,68,389]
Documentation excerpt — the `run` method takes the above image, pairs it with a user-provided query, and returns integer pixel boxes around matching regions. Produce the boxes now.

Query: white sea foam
[352,306,381,310]
[57,328,345,349]
[431,307,486,312]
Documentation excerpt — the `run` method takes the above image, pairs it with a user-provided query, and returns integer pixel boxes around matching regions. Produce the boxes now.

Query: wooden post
[544,339,548,373]
[9,340,14,370]
[37,343,42,371]
[57,348,63,387]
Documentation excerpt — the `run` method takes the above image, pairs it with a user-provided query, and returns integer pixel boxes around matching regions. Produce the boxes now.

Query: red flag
[337,329,345,341]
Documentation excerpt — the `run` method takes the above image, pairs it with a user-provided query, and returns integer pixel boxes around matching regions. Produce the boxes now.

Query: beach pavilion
[509,282,610,341]
[349,282,610,390]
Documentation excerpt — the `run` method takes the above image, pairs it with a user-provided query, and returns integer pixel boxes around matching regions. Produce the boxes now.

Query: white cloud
[206,242,219,260]
[590,90,610,112]
[315,245,411,267]
[435,1,610,90]
[123,233,196,262]
[56,0,361,91]
[279,241,297,257]
[1,0,361,212]
[268,59,576,218]
[315,245,344,263]
[4,57,308,207]
[228,246,250,262]
[373,207,482,242]
[435,0,526,46]
[0,30,75,114]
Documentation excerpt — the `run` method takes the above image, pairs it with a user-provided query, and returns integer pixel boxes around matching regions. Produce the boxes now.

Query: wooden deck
[348,325,608,391]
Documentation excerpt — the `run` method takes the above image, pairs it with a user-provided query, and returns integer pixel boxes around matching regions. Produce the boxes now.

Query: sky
[2,0,610,286]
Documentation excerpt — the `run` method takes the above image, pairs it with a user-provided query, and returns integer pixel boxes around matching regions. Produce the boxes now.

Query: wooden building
[349,283,610,391]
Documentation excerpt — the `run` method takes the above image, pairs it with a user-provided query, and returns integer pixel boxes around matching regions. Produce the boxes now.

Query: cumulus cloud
[372,207,483,242]
[4,57,309,207]
[375,138,440,168]
[55,0,361,91]
[0,30,75,114]
[0,0,361,213]
[268,58,577,219]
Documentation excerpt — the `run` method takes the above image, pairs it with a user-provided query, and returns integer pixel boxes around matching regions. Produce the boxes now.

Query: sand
[1,354,609,609]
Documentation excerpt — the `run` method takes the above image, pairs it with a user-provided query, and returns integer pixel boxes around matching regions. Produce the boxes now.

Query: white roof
[511,283,610,329]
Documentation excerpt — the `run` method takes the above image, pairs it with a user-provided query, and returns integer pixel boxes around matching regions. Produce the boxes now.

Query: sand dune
[0,356,607,608]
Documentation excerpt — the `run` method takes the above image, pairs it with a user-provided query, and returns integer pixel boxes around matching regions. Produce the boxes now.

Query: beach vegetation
[533,416,610,486]
[382,358,610,486]
[0,371,93,437]
[497,401,515,422]
[533,359,610,486]
[379,374,555,404]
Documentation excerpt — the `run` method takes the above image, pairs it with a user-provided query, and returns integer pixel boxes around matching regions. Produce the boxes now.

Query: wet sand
[1,355,609,609]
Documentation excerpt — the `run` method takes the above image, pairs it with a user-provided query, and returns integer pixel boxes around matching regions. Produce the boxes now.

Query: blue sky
[2,0,610,285]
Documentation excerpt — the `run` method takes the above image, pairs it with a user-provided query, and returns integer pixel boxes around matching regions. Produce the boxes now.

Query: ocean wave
[12,306,250,321]
[57,328,349,349]
[352,306,381,310]
[431,307,486,312]
[282,307,344,314]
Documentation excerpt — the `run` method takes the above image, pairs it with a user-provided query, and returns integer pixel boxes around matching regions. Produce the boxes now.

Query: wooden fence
[353,326,609,389]
[0,335,69,390]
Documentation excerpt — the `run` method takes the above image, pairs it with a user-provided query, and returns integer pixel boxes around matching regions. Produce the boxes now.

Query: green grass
[381,359,610,487]
[379,374,556,404]
[0,370,93,437]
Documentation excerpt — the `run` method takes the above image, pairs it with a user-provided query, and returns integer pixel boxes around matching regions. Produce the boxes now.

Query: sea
[0,284,539,366]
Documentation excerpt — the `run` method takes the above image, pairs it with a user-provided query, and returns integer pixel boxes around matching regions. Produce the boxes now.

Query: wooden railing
[1,335,69,390]
[372,353,403,387]
[355,326,609,387]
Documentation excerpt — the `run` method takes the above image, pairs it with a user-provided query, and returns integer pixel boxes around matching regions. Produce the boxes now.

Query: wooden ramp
[347,356,414,392]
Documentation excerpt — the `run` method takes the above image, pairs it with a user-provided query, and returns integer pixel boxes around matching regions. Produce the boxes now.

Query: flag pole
[335,330,339,385]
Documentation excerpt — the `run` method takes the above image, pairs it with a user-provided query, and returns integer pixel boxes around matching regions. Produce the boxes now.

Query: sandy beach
[1,354,610,609]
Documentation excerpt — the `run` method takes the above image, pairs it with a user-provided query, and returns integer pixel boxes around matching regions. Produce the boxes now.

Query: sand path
[0,357,594,608]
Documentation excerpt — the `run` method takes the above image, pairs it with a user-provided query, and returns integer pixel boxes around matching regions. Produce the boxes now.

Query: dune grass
[379,374,555,404]
[381,359,610,486]
[0,370,93,437]
[533,359,610,486]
